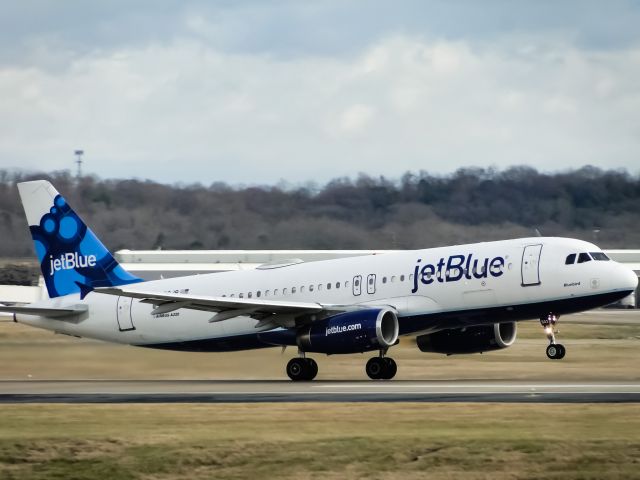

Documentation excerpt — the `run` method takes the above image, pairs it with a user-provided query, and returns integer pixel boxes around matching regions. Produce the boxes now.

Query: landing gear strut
[366,349,397,380]
[286,351,318,381]
[540,313,566,360]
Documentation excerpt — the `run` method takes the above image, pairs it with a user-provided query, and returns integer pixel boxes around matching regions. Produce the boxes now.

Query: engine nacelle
[297,308,399,354]
[416,322,517,355]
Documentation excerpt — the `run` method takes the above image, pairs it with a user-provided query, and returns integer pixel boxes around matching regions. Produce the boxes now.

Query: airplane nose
[619,265,638,291]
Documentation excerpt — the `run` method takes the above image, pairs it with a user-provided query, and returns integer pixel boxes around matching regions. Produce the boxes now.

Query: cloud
[0,3,639,184]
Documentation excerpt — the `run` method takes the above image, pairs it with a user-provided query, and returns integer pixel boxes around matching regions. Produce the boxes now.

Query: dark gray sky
[1,1,639,184]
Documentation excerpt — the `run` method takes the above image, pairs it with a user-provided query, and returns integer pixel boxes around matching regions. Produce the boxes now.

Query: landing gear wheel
[381,357,397,380]
[286,357,318,381]
[366,357,385,380]
[304,358,318,380]
[287,358,306,381]
[546,343,566,360]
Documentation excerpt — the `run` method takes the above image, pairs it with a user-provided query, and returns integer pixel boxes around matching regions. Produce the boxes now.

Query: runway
[1,380,639,403]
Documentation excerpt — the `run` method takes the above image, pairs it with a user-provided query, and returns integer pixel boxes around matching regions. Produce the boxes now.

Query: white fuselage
[16,237,638,351]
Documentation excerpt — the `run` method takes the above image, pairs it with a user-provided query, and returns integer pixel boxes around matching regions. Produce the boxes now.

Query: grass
[0,403,639,480]
[2,311,640,381]
[0,310,639,479]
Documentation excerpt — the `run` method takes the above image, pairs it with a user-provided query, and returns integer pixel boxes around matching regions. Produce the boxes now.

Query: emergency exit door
[352,275,362,296]
[521,244,543,286]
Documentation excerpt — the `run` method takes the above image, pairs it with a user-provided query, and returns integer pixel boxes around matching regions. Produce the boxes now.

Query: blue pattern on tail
[30,194,142,298]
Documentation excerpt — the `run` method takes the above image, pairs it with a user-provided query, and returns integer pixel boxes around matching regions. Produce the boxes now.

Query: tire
[382,358,397,380]
[546,344,558,360]
[305,358,318,380]
[366,357,385,380]
[556,344,566,360]
[287,358,309,381]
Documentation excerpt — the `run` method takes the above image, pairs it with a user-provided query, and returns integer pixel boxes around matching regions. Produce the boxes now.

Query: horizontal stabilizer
[0,304,88,318]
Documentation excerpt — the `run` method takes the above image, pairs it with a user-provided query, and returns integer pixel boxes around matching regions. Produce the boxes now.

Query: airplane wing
[0,304,88,318]
[95,287,337,327]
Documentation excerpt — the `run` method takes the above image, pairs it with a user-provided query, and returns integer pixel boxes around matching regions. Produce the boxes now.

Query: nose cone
[618,265,638,291]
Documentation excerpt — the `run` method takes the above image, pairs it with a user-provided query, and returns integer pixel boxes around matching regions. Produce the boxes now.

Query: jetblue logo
[49,253,97,275]
[411,254,505,293]
[326,323,362,336]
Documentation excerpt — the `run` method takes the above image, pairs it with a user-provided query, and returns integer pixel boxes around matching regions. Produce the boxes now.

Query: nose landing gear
[540,313,566,360]
[366,349,397,380]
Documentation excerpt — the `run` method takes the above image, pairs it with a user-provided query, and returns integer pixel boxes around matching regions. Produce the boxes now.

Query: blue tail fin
[17,180,142,298]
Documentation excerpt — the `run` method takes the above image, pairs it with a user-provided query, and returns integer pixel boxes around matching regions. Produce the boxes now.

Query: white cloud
[336,104,376,134]
[0,33,639,184]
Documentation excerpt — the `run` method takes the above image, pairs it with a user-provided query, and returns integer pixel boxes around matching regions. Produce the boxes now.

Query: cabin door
[521,244,543,286]
[116,296,136,331]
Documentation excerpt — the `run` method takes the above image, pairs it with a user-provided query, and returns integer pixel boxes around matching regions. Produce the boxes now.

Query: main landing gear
[366,350,397,380]
[540,313,566,360]
[286,349,398,381]
[286,353,318,381]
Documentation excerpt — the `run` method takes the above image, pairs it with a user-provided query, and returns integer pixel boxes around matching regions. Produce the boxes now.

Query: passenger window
[256,291,261,298]
[265,290,270,297]
[230,294,235,298]
[239,293,244,298]
[345,281,350,288]
[292,287,297,294]
[382,277,387,284]
[318,284,323,291]
[336,282,341,289]
[327,283,331,290]
[577,253,592,263]
[248,292,252,298]
[309,285,314,292]
[400,275,405,282]
[590,252,610,261]
[565,254,576,265]
[301,286,305,293]
[391,276,396,282]
[409,274,413,281]
[283,288,288,295]
[274,289,279,295]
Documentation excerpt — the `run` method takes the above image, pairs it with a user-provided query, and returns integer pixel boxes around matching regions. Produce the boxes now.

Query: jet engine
[416,322,517,355]
[296,308,399,354]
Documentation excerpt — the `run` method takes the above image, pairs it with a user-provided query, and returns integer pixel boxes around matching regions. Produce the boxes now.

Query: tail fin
[17,180,142,299]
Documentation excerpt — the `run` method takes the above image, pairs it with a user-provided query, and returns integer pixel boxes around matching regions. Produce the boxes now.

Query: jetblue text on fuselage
[411,253,505,293]
[48,253,97,275]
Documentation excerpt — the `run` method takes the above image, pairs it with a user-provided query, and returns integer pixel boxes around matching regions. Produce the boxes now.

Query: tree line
[0,165,638,259]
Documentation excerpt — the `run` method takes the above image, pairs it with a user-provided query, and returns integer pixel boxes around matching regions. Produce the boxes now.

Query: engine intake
[416,322,517,355]
[297,308,399,354]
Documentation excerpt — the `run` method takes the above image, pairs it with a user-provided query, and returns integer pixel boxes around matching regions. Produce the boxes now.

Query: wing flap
[96,287,325,316]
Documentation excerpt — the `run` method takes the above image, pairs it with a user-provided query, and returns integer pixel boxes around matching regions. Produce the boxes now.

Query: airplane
[0,180,637,381]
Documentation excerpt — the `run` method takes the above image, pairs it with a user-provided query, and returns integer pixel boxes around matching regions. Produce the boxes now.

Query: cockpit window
[565,253,576,265]
[590,252,610,261]
[577,252,592,263]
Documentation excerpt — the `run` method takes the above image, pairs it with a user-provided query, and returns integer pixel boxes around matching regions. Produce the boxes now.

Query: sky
[1,0,639,185]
